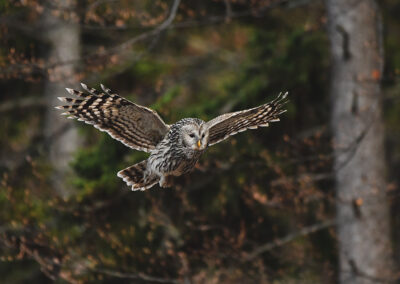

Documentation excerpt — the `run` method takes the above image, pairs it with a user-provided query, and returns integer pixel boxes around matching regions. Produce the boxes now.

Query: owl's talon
[159,175,174,188]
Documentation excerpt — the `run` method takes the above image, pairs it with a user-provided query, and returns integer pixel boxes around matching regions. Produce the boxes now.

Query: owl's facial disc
[182,124,208,151]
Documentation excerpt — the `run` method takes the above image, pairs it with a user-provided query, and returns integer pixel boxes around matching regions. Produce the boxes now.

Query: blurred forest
[1,0,400,283]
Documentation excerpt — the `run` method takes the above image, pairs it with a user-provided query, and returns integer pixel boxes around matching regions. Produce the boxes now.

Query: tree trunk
[325,0,394,283]
[43,0,81,196]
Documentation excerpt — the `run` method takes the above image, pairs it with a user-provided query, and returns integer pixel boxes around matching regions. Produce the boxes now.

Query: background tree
[42,0,82,196]
[325,0,395,282]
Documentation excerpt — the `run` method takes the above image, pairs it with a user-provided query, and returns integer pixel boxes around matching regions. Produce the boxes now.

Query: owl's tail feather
[117,160,159,191]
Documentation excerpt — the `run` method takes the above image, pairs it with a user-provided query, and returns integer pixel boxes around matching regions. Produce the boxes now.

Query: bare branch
[111,0,180,53]
[92,268,179,284]
[243,219,336,262]
[0,97,46,113]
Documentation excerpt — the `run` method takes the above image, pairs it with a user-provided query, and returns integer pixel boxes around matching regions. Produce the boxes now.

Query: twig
[92,268,179,284]
[0,97,46,113]
[109,0,181,54]
[243,219,336,261]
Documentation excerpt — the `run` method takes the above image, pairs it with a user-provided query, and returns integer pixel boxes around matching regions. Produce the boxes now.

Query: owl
[56,84,288,191]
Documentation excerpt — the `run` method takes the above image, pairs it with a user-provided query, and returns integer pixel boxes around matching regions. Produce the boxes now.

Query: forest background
[1,0,400,283]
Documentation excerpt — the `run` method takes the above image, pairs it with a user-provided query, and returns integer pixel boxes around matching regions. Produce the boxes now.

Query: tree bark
[43,0,81,196]
[325,0,394,283]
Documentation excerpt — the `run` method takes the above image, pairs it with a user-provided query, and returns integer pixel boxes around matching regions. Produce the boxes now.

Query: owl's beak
[197,140,202,148]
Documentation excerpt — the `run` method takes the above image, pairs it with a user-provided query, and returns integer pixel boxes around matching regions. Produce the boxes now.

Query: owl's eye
[189,133,195,138]
[201,133,205,138]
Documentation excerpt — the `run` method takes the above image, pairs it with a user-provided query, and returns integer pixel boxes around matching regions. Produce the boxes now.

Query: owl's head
[180,119,209,151]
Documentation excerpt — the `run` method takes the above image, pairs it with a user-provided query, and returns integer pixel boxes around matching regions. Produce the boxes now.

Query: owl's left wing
[205,92,288,146]
[55,84,169,152]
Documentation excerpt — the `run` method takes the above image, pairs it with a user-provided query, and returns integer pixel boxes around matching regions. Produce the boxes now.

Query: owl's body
[149,118,205,177]
[132,118,206,189]
[56,84,288,191]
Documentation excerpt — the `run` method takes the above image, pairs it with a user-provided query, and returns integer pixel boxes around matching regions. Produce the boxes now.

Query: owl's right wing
[55,84,169,153]
[205,92,288,146]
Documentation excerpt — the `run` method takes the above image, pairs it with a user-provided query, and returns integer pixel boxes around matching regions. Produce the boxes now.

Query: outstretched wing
[205,92,288,146]
[55,83,169,152]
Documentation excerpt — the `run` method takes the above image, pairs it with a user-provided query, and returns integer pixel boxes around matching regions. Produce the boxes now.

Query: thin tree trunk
[325,0,394,283]
[43,0,81,196]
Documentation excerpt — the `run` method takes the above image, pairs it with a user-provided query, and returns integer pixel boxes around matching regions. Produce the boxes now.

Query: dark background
[0,0,399,283]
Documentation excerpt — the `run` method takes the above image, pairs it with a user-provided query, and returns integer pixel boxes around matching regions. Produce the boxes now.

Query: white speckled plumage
[56,84,288,191]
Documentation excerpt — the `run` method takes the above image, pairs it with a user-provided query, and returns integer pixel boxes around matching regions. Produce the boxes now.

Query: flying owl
[56,84,288,191]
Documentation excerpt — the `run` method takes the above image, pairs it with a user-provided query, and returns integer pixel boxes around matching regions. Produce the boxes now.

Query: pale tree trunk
[43,0,81,196]
[325,0,394,283]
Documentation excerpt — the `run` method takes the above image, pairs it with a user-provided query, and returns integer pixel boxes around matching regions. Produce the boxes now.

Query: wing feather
[206,92,288,146]
[55,84,169,152]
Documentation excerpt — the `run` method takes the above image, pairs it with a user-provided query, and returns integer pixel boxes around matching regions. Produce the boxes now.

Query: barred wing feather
[205,92,288,146]
[55,83,169,152]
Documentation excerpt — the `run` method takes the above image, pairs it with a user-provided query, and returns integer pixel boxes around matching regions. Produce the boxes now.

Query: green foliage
[151,85,182,111]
